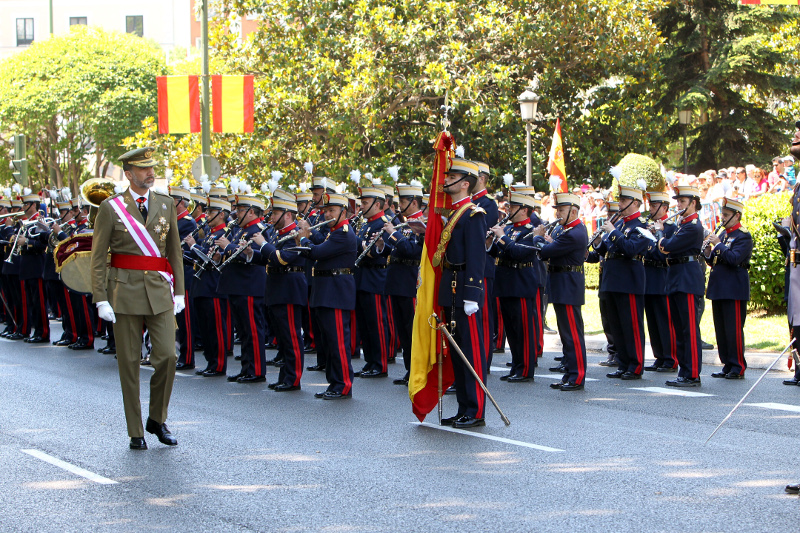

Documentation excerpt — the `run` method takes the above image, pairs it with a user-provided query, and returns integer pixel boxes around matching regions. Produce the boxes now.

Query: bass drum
[54,233,94,295]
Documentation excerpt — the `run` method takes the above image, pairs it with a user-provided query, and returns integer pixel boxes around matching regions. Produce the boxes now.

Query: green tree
[0,26,167,195]
[653,1,800,172]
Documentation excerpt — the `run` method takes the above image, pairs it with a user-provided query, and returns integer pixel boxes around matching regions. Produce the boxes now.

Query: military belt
[267,266,305,275]
[497,259,534,269]
[359,263,387,269]
[643,259,668,268]
[442,260,466,271]
[388,257,420,267]
[549,265,584,274]
[606,252,643,262]
[665,255,702,266]
[312,267,353,277]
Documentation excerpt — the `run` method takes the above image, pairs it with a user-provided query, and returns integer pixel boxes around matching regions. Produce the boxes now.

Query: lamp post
[678,109,692,175]
[519,88,540,186]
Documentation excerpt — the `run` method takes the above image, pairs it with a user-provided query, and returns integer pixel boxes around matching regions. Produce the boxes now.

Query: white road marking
[412,422,564,452]
[21,449,118,485]
[745,402,800,413]
[628,387,714,398]
[140,366,191,377]
[489,366,598,381]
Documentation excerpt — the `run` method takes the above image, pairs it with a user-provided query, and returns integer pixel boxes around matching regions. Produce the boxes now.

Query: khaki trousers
[115,310,177,437]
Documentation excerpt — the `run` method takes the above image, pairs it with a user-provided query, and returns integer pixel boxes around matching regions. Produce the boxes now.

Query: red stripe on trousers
[80,295,93,343]
[628,293,643,372]
[335,309,352,394]
[520,298,530,375]
[386,295,397,353]
[287,305,302,386]
[665,295,677,366]
[63,287,77,342]
[687,294,698,378]
[213,299,225,371]
[495,297,504,350]
[247,296,261,376]
[567,305,585,384]
[535,288,543,357]
[375,294,387,372]
[37,280,49,336]
[735,300,745,374]
[467,314,485,418]
[20,280,28,333]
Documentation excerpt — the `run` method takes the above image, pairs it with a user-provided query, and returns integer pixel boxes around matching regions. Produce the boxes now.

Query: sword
[429,313,510,426]
[706,338,796,443]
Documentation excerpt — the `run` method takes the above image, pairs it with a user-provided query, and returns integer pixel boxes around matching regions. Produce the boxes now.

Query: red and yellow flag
[211,75,254,133]
[156,76,201,134]
[409,131,456,421]
[547,118,568,192]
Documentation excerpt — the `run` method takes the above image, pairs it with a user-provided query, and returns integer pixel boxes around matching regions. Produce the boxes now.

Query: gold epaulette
[469,205,486,217]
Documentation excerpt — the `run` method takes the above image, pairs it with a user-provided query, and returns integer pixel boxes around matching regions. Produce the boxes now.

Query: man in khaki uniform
[90,147,185,450]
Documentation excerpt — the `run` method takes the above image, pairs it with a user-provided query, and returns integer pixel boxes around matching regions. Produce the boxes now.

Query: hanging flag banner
[547,118,568,192]
[156,76,201,134]
[211,75,255,133]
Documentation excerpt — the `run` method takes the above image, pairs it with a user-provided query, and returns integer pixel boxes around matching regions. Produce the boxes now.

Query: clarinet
[354,222,408,266]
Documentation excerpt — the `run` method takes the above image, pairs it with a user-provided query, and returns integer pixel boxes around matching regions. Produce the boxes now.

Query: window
[126,15,143,37]
[16,18,34,46]
[70,17,87,26]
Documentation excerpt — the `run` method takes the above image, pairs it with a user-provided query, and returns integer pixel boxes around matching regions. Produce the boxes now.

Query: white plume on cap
[410,179,423,188]
[201,181,211,193]
[455,145,465,158]
[268,179,279,194]
[260,182,269,193]
[364,172,373,182]
[229,177,240,191]
[387,166,400,182]
[299,182,308,193]
[335,183,345,194]
[548,176,562,191]
[321,177,329,190]
[502,173,513,187]
[289,184,297,191]
[665,171,677,186]
[271,170,283,182]
[114,184,127,194]
[165,168,174,179]
[61,187,71,200]
[609,166,622,181]
[304,162,314,174]
[12,184,21,194]
[200,174,209,183]
[350,169,361,183]
[23,187,31,196]
[181,178,190,189]
[3,188,10,198]
[636,178,647,190]
[48,189,58,199]
[660,164,667,177]
[154,186,168,195]
[371,176,381,186]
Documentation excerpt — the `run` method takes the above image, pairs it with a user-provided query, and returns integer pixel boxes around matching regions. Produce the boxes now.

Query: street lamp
[519,88,540,186]
[678,109,692,175]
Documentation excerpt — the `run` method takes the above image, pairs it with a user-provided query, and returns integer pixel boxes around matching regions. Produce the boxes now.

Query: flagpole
[200,0,211,177]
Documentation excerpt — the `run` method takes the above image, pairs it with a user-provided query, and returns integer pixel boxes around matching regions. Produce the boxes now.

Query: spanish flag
[547,118,568,192]
[409,131,455,421]
[156,76,201,134]
[211,75,255,133]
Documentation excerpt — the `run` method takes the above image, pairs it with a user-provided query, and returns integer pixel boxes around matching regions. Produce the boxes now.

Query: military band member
[0,196,15,337]
[90,147,185,450]
[488,192,540,383]
[592,186,648,380]
[17,192,49,343]
[704,198,753,379]
[296,192,357,399]
[533,192,589,390]
[656,185,705,387]
[190,191,208,227]
[472,162,499,367]
[169,185,198,370]
[381,182,425,385]
[295,189,316,353]
[49,201,79,347]
[2,197,24,340]
[251,189,310,392]
[643,191,678,372]
[217,194,268,383]
[592,200,620,368]
[185,197,232,376]
[437,158,487,429]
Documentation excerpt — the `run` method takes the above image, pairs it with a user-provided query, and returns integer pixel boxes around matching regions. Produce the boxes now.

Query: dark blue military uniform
[705,223,753,376]
[47,221,78,346]
[191,222,231,374]
[175,209,198,367]
[0,221,23,338]
[18,213,49,341]
[593,211,648,376]
[437,198,486,420]
[354,212,392,376]
[255,221,308,388]
[472,190,499,365]
[217,219,268,381]
[534,218,589,386]
[299,217,357,396]
[489,218,541,380]
[643,218,678,370]
[658,212,705,381]
[382,212,423,379]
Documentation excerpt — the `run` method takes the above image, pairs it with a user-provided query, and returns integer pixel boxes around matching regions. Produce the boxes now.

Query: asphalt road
[2,322,799,532]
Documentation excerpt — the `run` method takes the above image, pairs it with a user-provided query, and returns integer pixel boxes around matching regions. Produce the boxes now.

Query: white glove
[173,295,185,315]
[464,300,479,317]
[96,301,116,324]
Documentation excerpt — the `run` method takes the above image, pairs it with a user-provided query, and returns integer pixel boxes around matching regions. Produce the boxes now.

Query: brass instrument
[25,217,56,237]
[80,178,117,226]
[0,212,25,221]
[5,220,39,263]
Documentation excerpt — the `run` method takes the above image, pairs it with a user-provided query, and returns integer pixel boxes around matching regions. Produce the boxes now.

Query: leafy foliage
[616,153,665,192]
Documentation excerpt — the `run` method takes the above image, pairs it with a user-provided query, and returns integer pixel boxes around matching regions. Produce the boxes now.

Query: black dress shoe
[268,381,279,390]
[711,371,728,378]
[785,483,800,494]
[620,372,641,380]
[553,355,564,362]
[560,382,584,391]
[360,370,388,378]
[307,364,326,372]
[701,340,714,350]
[265,342,278,350]
[175,362,195,370]
[505,362,512,367]
[656,365,677,373]
[598,358,618,367]
[202,369,225,377]
[234,354,242,360]
[322,391,351,400]
[227,372,244,382]
[453,416,485,429]
[145,418,177,446]
[606,370,625,378]
[725,372,745,379]
[549,381,565,389]
[99,346,116,354]
[507,375,533,383]
[387,356,396,364]
[140,357,151,366]
[195,368,208,375]
[129,437,147,450]
[392,377,409,385]
[274,383,301,392]
[27,336,48,344]
[666,377,701,387]
[493,347,505,354]
[53,338,73,346]
[549,365,567,373]
[100,334,109,340]
[314,391,327,399]
[8,333,25,340]
[499,374,513,381]
[237,374,266,383]
[444,385,456,395]
[304,343,316,353]
[440,414,464,426]
[783,377,800,385]
[643,364,660,372]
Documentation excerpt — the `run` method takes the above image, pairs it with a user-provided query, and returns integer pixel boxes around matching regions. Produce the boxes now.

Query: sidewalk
[539,330,791,372]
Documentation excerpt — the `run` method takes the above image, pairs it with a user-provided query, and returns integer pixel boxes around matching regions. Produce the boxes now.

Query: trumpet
[25,217,57,237]
[4,221,39,263]
[276,218,333,245]
[0,212,25,221]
